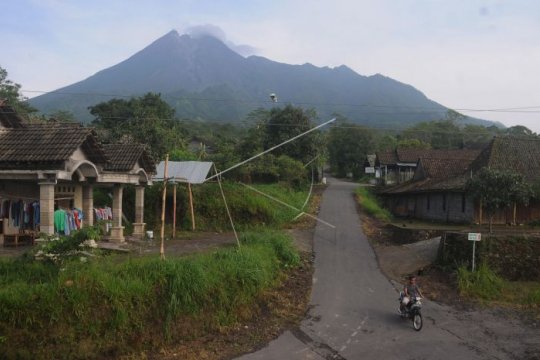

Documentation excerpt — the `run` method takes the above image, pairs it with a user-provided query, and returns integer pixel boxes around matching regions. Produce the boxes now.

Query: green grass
[190,183,308,231]
[457,262,540,308]
[355,186,392,222]
[0,230,300,358]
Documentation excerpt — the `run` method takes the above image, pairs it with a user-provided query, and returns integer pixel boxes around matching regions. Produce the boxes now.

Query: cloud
[184,23,258,57]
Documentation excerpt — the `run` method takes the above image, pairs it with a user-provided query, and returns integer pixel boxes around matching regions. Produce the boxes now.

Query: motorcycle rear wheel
[413,313,423,331]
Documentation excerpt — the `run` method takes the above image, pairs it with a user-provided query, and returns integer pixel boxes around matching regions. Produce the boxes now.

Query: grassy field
[0,230,300,359]
[355,186,392,222]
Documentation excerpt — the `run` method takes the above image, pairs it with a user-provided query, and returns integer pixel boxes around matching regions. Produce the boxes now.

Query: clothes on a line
[0,198,40,229]
[94,207,113,221]
[54,208,84,235]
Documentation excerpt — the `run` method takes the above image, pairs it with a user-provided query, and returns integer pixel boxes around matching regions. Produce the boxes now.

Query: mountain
[30,30,499,128]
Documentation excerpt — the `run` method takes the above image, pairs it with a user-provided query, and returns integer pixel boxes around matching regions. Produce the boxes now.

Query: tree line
[2,65,538,186]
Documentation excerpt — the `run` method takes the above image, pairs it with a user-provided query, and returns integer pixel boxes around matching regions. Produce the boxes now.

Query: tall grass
[190,183,308,231]
[355,186,392,222]
[457,262,503,300]
[0,230,300,358]
[457,262,540,308]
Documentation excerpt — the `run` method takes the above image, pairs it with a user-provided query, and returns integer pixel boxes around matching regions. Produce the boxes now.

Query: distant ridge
[30,30,501,128]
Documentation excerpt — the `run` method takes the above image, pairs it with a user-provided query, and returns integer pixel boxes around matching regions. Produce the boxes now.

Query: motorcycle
[398,293,423,331]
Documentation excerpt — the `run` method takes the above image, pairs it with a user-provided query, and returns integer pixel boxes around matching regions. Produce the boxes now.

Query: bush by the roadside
[0,230,300,359]
[438,233,540,281]
[457,262,540,308]
[458,262,503,300]
[355,186,392,222]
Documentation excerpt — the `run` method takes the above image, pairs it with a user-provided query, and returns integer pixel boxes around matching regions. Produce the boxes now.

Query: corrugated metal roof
[154,161,213,184]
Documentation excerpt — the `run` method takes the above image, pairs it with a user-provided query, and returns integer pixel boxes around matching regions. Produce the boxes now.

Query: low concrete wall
[386,224,443,245]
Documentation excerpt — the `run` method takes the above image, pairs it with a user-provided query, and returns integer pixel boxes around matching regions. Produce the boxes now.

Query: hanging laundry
[54,209,66,234]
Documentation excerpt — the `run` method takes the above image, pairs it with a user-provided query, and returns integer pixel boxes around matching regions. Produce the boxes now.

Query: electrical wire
[19,89,540,114]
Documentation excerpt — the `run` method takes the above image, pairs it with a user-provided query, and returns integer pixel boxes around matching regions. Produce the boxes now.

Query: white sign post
[468,233,482,271]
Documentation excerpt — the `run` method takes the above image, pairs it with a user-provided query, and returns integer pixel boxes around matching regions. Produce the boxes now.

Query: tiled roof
[380,155,477,195]
[0,103,25,128]
[103,144,156,173]
[377,148,480,166]
[380,137,540,195]
[376,151,398,165]
[398,148,480,163]
[0,124,108,170]
[415,157,474,180]
[380,174,469,194]
[469,136,540,182]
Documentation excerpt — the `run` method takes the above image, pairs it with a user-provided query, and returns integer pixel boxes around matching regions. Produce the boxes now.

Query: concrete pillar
[39,182,56,235]
[132,185,146,238]
[109,184,124,243]
[73,184,83,210]
[82,185,94,227]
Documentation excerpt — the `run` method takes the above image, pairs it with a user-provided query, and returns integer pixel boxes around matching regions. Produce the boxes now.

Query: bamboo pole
[188,182,195,231]
[160,154,169,260]
[172,182,177,239]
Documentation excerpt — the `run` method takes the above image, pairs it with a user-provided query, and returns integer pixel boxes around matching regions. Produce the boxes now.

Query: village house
[379,136,540,225]
[0,102,155,246]
[374,148,480,185]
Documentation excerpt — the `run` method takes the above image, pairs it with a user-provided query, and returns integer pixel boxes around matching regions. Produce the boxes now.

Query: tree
[262,105,323,164]
[48,110,77,123]
[89,93,185,159]
[505,125,536,137]
[401,119,463,149]
[466,168,533,233]
[461,124,497,149]
[397,138,431,150]
[0,66,36,114]
[374,134,398,152]
[327,118,374,179]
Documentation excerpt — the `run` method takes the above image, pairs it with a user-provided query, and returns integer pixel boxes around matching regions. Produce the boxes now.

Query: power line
[20,89,540,114]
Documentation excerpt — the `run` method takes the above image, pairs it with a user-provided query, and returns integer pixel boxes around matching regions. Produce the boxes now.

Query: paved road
[239,178,538,360]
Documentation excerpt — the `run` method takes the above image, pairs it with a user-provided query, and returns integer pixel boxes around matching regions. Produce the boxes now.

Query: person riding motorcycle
[400,275,424,313]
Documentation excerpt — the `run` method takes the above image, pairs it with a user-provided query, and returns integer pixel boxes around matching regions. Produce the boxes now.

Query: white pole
[472,240,476,272]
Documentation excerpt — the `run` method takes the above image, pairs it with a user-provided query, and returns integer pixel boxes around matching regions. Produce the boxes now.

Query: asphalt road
[238,178,539,360]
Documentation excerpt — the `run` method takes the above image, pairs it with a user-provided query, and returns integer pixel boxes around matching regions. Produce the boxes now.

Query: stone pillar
[132,185,146,239]
[82,185,94,227]
[39,182,56,235]
[73,184,83,210]
[109,184,124,243]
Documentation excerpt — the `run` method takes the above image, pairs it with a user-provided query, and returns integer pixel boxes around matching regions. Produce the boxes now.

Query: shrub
[457,262,503,300]
[355,186,392,222]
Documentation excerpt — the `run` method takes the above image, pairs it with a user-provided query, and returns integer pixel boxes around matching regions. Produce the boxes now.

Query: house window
[442,194,447,211]
[461,194,466,213]
[427,194,430,210]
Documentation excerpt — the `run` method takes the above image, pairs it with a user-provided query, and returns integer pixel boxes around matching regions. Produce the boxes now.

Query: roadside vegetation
[355,186,392,222]
[457,262,540,311]
[0,230,300,358]
[132,182,310,233]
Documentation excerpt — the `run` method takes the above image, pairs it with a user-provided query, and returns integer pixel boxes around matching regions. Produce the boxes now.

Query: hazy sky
[2,0,539,131]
